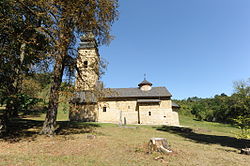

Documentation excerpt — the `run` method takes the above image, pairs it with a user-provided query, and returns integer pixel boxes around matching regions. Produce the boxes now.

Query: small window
[128,106,130,109]
[103,106,107,112]
[149,111,151,116]
[84,61,88,68]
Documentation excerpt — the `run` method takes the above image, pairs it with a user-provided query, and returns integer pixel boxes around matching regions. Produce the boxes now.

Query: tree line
[174,78,250,138]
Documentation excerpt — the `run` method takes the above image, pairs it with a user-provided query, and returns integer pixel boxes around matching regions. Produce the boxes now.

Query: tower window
[103,106,107,112]
[149,111,151,116]
[84,61,88,68]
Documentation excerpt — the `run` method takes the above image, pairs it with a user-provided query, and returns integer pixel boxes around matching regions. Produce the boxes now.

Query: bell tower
[75,32,99,91]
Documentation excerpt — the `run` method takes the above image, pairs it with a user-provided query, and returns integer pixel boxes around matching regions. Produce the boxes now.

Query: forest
[174,78,250,138]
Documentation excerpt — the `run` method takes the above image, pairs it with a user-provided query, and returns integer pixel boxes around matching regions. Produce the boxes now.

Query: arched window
[103,106,107,112]
[84,61,88,68]
[149,111,151,116]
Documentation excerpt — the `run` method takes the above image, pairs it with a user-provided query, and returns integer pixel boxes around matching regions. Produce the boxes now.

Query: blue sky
[99,0,250,99]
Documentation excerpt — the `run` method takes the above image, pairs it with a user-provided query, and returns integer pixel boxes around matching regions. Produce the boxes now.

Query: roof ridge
[103,87,172,98]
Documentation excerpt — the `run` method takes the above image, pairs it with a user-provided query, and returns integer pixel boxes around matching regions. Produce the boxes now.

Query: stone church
[69,33,179,126]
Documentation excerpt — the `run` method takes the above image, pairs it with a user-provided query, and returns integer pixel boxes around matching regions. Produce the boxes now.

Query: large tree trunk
[40,55,65,135]
[13,43,26,117]
[40,6,72,135]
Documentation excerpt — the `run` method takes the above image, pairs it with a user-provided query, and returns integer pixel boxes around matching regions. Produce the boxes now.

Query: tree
[191,102,208,121]
[232,79,250,139]
[0,0,52,135]
[35,0,119,135]
[0,0,50,119]
[0,0,118,135]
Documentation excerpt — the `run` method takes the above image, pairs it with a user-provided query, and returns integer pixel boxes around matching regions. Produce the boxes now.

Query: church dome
[138,79,153,87]
[138,79,153,91]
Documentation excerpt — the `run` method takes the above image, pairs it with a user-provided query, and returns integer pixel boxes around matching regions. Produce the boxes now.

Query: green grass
[0,109,249,166]
[23,102,69,121]
[179,114,240,136]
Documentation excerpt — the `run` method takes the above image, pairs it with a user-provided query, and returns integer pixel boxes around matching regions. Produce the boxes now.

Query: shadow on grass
[156,125,250,149]
[56,121,100,135]
[0,118,43,142]
[0,118,100,143]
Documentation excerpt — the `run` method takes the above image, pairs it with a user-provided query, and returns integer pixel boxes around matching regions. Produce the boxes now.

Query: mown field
[0,110,249,166]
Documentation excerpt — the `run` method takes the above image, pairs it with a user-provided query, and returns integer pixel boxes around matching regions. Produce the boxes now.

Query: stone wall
[97,99,179,126]
[70,98,179,126]
[75,48,99,91]
[69,104,98,122]
[140,85,152,91]
[165,111,179,126]
[98,100,138,124]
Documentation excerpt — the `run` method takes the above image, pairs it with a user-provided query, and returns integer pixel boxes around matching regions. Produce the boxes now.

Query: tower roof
[80,32,95,41]
[79,31,97,49]
[138,79,153,87]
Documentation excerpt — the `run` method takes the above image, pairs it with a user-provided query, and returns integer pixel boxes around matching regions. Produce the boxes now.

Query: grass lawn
[179,115,240,136]
[0,111,249,166]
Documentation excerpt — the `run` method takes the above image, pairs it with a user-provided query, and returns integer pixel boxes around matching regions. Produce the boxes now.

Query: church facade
[69,33,179,126]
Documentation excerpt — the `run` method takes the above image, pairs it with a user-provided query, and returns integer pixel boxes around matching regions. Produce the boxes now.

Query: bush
[1,93,42,115]
[191,103,207,121]
[233,116,250,139]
